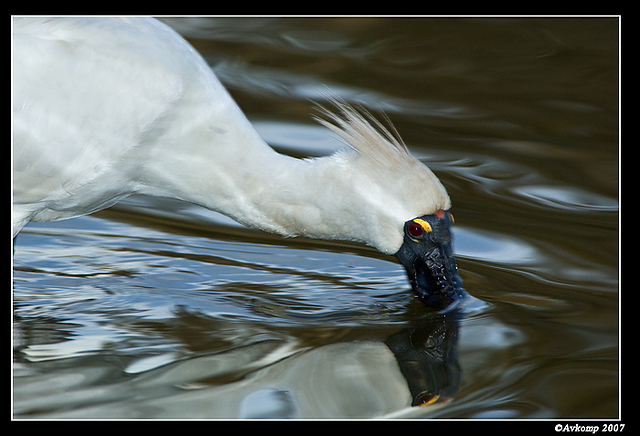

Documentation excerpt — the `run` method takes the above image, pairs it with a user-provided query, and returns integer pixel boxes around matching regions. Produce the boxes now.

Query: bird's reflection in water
[385,310,461,408]
[13,285,469,418]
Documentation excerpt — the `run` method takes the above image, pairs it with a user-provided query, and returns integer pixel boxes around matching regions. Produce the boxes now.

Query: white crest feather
[311,98,452,254]
[313,98,412,168]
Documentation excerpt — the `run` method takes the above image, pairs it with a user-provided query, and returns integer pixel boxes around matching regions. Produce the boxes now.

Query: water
[12,17,619,419]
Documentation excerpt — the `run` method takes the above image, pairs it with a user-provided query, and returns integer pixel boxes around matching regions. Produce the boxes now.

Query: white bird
[12,17,466,310]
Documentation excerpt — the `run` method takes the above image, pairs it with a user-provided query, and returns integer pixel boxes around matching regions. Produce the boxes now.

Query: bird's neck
[135,114,377,249]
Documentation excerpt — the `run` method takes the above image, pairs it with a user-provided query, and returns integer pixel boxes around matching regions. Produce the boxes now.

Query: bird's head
[395,209,465,311]
[315,100,466,311]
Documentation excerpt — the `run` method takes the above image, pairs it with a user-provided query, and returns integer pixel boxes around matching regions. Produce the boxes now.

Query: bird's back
[12,17,224,235]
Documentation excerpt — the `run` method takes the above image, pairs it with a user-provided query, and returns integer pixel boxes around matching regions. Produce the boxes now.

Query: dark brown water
[13,17,619,419]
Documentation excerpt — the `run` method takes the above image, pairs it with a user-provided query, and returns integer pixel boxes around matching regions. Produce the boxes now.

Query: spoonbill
[12,17,467,311]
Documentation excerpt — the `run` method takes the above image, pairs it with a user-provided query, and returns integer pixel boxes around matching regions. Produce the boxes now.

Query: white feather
[12,17,450,255]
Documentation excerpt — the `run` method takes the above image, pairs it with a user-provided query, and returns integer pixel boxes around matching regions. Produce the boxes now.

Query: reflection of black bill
[385,312,461,407]
[396,210,467,312]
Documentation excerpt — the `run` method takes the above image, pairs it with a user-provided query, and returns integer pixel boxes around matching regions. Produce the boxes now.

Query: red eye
[414,392,440,407]
[408,222,423,237]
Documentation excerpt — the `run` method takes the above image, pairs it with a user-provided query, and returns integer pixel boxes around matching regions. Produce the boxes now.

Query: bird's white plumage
[12,17,450,255]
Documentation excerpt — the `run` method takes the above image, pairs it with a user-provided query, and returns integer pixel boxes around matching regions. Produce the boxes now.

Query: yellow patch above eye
[417,394,441,407]
[413,218,432,232]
